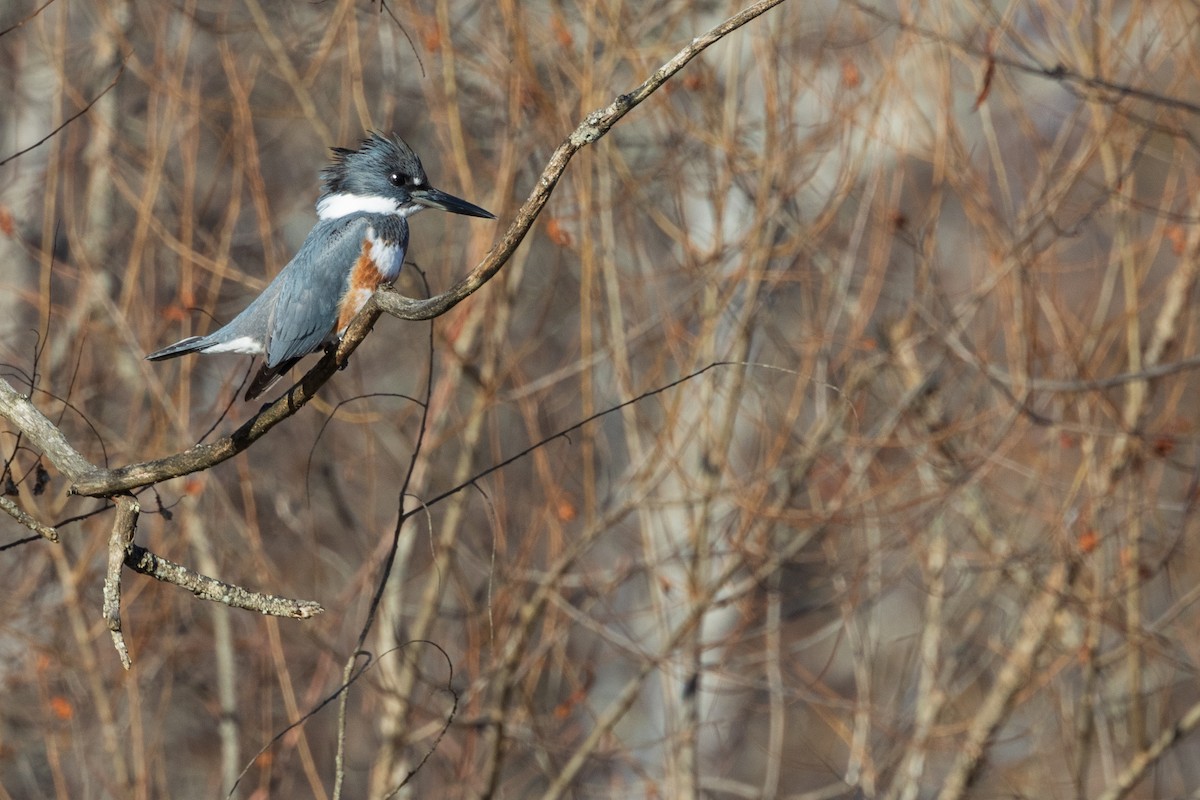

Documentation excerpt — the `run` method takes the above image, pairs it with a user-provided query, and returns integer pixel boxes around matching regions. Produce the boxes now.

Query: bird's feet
[324,342,350,371]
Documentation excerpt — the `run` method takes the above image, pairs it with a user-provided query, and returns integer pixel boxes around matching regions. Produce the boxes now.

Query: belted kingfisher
[147,132,494,399]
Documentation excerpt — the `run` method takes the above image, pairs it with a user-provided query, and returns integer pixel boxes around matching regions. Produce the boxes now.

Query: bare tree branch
[1097,697,1200,800]
[124,543,323,618]
[0,378,100,483]
[102,495,139,669]
[0,494,58,541]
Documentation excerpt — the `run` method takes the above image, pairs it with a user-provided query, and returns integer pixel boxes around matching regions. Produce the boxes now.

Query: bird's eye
[388,172,403,187]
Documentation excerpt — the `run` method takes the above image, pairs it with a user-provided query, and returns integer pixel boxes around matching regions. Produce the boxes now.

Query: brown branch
[935,558,1079,800]
[0,495,58,542]
[0,378,100,483]
[103,495,139,669]
[125,543,324,618]
[2,378,319,660]
[1097,697,1200,800]
[69,352,354,497]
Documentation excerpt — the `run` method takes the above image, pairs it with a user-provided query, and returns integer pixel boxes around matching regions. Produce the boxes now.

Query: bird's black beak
[411,187,495,219]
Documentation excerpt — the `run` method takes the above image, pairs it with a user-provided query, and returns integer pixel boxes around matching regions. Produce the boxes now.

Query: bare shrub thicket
[4,1,1200,797]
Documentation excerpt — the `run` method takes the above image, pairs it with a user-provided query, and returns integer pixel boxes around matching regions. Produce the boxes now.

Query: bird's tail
[145,336,208,361]
[245,357,301,401]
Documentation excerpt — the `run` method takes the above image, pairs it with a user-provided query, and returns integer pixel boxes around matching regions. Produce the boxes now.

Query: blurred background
[4,0,1200,797]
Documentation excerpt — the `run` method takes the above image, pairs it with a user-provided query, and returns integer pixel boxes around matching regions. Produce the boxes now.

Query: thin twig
[0,62,125,167]
[848,1,1200,116]
[0,0,61,37]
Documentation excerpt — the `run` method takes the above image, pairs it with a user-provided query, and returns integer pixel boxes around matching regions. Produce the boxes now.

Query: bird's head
[316,132,494,221]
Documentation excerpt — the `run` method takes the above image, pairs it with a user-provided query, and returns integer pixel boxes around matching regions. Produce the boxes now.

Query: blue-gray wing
[264,216,370,367]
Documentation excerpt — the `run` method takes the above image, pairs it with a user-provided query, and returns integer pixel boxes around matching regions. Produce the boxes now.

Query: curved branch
[373,0,792,323]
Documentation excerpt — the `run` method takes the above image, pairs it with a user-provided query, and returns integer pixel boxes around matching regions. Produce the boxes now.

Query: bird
[147,132,494,400]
